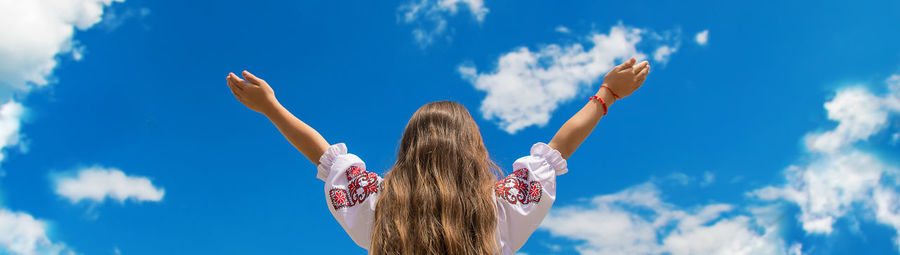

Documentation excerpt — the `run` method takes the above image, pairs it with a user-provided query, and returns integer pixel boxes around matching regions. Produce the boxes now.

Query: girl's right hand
[602,58,650,99]
[226,70,280,115]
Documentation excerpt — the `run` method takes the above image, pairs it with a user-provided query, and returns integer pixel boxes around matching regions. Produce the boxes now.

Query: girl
[225,58,650,254]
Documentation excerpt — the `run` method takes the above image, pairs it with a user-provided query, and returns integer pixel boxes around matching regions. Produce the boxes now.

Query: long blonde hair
[371,101,501,255]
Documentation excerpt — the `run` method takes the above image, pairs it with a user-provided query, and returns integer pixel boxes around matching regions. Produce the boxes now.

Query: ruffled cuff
[317,143,348,181]
[530,142,568,176]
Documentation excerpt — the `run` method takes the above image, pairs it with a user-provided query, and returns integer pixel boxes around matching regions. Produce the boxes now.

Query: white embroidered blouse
[316,142,568,254]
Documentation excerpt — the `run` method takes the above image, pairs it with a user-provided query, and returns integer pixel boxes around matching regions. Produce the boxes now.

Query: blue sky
[0,0,899,254]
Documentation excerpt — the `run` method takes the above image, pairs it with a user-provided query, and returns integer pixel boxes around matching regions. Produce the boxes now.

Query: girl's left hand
[226,70,280,115]
[602,58,650,99]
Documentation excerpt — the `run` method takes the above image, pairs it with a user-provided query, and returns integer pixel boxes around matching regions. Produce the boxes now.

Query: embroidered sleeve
[494,142,568,254]
[318,143,383,250]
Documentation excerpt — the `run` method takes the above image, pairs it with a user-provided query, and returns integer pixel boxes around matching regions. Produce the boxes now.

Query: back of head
[371,101,500,255]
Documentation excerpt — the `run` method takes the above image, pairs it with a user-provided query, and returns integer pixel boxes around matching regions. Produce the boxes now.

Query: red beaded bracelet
[601,85,622,99]
[589,95,608,115]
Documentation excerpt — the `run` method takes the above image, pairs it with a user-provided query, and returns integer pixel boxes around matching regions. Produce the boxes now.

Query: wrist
[261,100,284,117]
[596,85,617,106]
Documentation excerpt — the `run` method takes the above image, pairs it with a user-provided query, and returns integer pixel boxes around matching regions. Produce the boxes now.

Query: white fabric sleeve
[317,143,382,250]
[495,142,568,254]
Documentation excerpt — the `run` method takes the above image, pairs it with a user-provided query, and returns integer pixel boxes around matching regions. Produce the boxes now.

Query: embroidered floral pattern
[330,166,381,210]
[528,181,543,202]
[495,168,542,204]
[329,189,349,209]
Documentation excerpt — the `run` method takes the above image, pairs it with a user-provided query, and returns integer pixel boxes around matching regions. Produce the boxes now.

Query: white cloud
[0,2,132,254]
[99,6,150,31]
[753,151,893,234]
[788,243,802,255]
[539,182,790,255]
[555,26,571,34]
[460,24,684,134]
[663,216,782,255]
[398,0,487,47]
[695,30,709,45]
[55,166,164,204]
[0,208,74,255]
[666,172,693,186]
[649,29,681,64]
[0,0,125,99]
[804,87,892,153]
[752,75,900,250]
[653,45,677,63]
[0,0,125,168]
[887,75,900,110]
[0,101,25,163]
[701,171,715,187]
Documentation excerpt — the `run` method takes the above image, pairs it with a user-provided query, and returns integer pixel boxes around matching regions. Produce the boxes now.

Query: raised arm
[548,58,649,159]
[226,71,330,165]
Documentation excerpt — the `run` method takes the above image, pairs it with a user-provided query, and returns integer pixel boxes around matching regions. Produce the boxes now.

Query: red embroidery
[330,189,349,209]
[329,166,381,210]
[495,168,543,204]
[528,182,542,202]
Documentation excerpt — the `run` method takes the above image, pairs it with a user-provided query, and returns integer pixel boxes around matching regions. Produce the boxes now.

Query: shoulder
[513,142,568,176]
[317,143,366,181]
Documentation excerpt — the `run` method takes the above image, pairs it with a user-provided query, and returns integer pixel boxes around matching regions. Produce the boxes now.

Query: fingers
[632,61,649,74]
[242,70,265,85]
[615,57,637,71]
[228,82,243,100]
[226,76,244,99]
[228,72,243,82]
[229,72,259,90]
[226,74,243,91]
[227,72,245,87]
[636,65,650,85]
